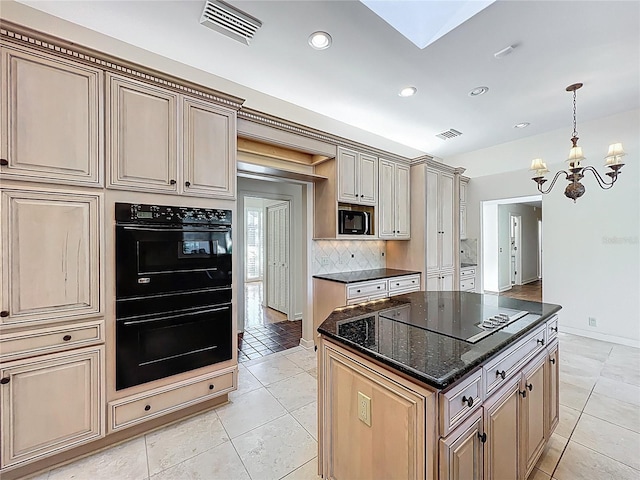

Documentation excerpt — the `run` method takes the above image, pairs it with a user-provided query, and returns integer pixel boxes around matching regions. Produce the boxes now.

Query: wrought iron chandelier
[530,83,626,202]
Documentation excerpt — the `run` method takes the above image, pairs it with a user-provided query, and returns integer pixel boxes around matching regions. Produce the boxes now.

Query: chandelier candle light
[530,83,626,202]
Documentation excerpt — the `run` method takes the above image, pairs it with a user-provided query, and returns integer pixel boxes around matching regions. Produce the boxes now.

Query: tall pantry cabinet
[386,157,465,291]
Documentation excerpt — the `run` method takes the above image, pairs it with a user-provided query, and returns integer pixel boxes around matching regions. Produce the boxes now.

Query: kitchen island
[316,291,561,480]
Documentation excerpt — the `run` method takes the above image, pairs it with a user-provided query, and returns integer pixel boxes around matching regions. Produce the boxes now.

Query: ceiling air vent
[436,129,463,140]
[200,0,262,45]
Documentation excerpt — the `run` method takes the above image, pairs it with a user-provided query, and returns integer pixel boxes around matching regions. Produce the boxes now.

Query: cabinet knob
[63,335,72,341]
[360,194,364,197]
[526,383,533,391]
[462,396,474,408]
[357,289,361,293]
[550,357,556,365]
[551,326,558,332]
[0,159,8,166]
[0,377,10,385]
[377,286,381,289]
[519,389,527,398]
[144,405,151,411]
[0,311,9,317]
[209,384,215,390]
[496,369,506,379]
[185,181,191,187]
[537,338,545,346]
[477,432,487,443]
[169,179,176,185]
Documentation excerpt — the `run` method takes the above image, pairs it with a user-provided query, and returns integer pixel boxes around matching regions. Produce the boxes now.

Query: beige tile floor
[29,333,639,480]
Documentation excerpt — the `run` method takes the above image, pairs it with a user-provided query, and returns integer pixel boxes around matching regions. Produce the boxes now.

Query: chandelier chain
[572,89,578,138]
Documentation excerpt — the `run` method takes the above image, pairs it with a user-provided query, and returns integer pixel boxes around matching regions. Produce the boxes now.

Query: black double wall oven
[115,203,232,390]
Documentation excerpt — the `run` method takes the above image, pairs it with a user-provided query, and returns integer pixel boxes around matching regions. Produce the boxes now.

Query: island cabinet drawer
[460,268,476,278]
[440,369,483,437]
[460,278,475,291]
[483,323,546,396]
[346,280,388,300]
[0,320,104,361]
[388,274,421,294]
[109,368,236,431]
[547,315,559,341]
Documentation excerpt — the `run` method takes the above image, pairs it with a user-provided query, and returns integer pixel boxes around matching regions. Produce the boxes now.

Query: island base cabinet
[520,352,547,478]
[546,341,559,437]
[319,340,435,480]
[0,346,104,469]
[439,409,484,480]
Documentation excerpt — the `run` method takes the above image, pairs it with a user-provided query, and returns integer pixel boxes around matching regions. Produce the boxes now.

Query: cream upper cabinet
[0,45,104,187]
[107,73,179,193]
[426,167,455,289]
[182,96,236,199]
[460,178,469,240]
[337,147,377,205]
[107,74,237,199]
[0,188,102,328]
[0,346,105,469]
[379,159,410,239]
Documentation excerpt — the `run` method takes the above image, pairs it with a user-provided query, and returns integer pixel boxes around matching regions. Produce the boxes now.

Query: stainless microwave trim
[338,209,370,235]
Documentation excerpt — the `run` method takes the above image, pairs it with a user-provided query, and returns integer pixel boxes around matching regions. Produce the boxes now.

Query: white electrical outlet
[588,317,597,327]
[320,256,330,266]
[357,392,371,427]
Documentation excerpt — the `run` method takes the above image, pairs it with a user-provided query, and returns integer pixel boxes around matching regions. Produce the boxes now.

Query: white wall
[448,109,640,346]
[482,204,500,292]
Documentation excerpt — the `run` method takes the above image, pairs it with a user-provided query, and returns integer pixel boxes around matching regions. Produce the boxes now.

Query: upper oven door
[116,225,232,298]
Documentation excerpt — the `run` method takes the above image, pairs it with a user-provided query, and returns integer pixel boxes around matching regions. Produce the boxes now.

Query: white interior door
[266,202,290,315]
[510,214,522,285]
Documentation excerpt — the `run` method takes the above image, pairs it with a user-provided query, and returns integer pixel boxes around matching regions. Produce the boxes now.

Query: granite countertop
[312,268,420,284]
[317,291,561,389]
[461,263,477,268]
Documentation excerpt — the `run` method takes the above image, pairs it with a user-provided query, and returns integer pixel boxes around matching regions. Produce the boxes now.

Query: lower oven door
[116,303,232,390]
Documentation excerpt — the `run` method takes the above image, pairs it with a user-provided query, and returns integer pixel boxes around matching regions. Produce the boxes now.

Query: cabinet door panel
[426,170,440,271]
[547,343,560,436]
[395,163,411,238]
[359,153,378,205]
[440,172,455,270]
[107,74,178,192]
[1,46,103,186]
[1,189,101,327]
[441,271,455,291]
[337,148,358,203]
[0,346,104,468]
[484,377,520,480]
[182,97,236,198]
[378,160,395,238]
[521,354,547,477]
[440,410,483,480]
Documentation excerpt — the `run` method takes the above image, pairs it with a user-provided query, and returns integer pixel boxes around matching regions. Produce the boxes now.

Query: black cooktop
[377,292,537,344]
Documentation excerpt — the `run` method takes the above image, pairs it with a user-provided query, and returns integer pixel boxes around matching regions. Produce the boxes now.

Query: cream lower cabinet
[379,159,410,239]
[426,271,455,291]
[107,73,236,198]
[0,188,102,328]
[546,341,560,437]
[440,409,484,480]
[0,44,104,187]
[520,352,547,478]
[0,346,105,469]
[319,340,434,480]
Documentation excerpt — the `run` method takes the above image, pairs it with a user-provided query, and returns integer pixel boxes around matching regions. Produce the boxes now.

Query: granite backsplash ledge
[312,240,386,275]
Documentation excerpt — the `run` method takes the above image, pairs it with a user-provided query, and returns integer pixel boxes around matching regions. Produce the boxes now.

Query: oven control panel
[115,203,231,225]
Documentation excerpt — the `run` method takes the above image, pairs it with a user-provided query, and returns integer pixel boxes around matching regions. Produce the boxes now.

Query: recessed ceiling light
[514,122,530,129]
[468,86,489,97]
[308,31,332,50]
[399,86,417,97]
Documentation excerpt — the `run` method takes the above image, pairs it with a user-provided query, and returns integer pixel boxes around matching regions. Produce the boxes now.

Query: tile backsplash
[312,240,386,274]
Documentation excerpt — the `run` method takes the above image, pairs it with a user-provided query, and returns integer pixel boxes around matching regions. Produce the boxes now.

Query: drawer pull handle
[526,383,533,391]
[478,432,487,443]
[144,405,151,411]
[551,326,558,332]
[209,384,215,390]
[185,181,191,187]
[496,370,506,379]
[0,311,9,317]
[63,335,72,341]
[550,357,556,365]
[520,389,527,398]
[462,396,474,408]
[0,377,10,385]
[0,159,8,166]
[169,179,176,185]
[357,290,361,293]
[537,338,545,346]
[377,286,381,289]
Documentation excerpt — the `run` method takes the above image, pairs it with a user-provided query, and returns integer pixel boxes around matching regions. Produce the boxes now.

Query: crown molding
[0,21,244,110]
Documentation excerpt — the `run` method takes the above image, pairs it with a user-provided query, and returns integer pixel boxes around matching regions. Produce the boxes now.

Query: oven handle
[120,226,231,232]
[121,304,231,326]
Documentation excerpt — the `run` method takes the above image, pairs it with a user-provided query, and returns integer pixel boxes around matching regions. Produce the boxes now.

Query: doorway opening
[510,214,522,286]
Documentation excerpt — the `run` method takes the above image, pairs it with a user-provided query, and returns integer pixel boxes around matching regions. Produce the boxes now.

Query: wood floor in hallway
[499,279,542,302]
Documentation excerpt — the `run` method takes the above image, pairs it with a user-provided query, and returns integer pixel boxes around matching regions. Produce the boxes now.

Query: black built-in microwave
[338,209,370,235]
